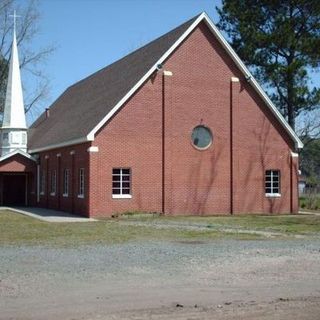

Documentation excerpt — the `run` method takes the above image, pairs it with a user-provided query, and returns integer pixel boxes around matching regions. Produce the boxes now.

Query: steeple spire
[0,12,27,156]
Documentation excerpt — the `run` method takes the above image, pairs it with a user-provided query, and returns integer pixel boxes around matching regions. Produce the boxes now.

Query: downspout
[290,152,299,214]
[161,70,173,214]
[161,73,165,214]
[230,77,240,215]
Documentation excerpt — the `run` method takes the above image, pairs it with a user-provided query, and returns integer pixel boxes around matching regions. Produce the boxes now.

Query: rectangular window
[51,170,56,195]
[40,170,45,195]
[265,170,281,196]
[63,169,69,197]
[78,168,84,198]
[112,168,131,198]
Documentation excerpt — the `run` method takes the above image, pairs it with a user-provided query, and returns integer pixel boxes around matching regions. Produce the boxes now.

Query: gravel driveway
[1,239,320,319]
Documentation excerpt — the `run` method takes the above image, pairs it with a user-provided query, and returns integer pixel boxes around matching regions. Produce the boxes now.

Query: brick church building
[0,12,303,217]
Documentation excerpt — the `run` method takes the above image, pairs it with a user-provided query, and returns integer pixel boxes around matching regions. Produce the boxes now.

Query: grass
[118,212,320,234]
[300,195,320,211]
[1,210,320,247]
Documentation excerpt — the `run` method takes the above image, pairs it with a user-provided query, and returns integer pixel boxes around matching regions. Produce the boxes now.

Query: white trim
[30,12,303,151]
[112,194,132,199]
[86,12,302,149]
[0,149,37,162]
[78,167,85,198]
[86,14,204,141]
[45,155,49,159]
[62,193,68,197]
[50,192,56,196]
[87,146,99,152]
[112,168,131,198]
[291,152,299,158]
[163,70,173,76]
[231,77,240,82]
[265,193,281,198]
[56,153,61,157]
[28,136,91,154]
[200,13,303,149]
[0,126,27,130]
[63,168,70,196]
[70,150,75,155]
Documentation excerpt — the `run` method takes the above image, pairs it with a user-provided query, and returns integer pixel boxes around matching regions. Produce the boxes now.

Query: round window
[191,125,213,150]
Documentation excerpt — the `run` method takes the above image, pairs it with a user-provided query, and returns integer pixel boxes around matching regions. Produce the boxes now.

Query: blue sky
[15,0,319,123]
[25,0,220,120]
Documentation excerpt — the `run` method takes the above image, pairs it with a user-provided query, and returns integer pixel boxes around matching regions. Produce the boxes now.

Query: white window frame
[40,170,45,195]
[78,168,85,198]
[50,170,56,196]
[112,168,132,199]
[265,170,281,197]
[63,169,69,197]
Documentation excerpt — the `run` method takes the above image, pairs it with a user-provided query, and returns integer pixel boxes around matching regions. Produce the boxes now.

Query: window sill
[50,192,56,196]
[62,193,68,198]
[112,194,132,199]
[77,194,84,199]
[40,192,45,196]
[265,193,281,198]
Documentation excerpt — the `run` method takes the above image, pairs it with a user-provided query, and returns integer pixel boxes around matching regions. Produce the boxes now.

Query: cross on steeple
[9,10,21,30]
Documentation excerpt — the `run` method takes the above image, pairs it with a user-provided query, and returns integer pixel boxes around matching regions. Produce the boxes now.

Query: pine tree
[217,0,320,130]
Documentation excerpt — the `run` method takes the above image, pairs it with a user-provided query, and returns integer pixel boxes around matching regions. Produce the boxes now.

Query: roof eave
[87,13,206,139]
[33,12,303,152]
[28,136,93,154]
[200,12,303,149]
[0,149,37,162]
[87,11,303,150]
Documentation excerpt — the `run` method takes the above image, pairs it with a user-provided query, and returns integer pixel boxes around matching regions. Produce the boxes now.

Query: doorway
[3,174,27,206]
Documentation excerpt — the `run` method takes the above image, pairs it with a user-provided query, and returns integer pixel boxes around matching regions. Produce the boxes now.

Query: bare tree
[0,0,54,121]
[297,109,320,146]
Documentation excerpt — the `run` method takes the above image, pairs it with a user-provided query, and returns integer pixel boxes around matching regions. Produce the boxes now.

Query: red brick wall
[29,21,299,217]
[37,143,90,217]
[89,21,299,217]
[0,154,36,172]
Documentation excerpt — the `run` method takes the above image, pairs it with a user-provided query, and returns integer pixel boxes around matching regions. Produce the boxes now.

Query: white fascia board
[87,146,99,152]
[0,149,37,162]
[87,13,205,139]
[0,126,27,130]
[87,12,302,150]
[28,136,92,154]
[201,12,303,149]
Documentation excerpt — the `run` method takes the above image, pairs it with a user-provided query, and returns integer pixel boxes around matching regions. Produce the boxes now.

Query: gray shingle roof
[28,14,200,151]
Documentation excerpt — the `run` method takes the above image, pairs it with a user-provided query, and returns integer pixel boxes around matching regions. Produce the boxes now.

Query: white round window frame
[190,125,213,151]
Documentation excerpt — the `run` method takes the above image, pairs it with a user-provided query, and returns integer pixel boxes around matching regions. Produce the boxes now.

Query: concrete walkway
[0,206,97,222]
[299,210,320,216]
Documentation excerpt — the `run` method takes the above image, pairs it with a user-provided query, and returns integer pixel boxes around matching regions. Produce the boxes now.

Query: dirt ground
[1,239,320,320]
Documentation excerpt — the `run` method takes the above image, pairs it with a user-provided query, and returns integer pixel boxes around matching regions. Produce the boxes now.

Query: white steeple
[0,11,27,156]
